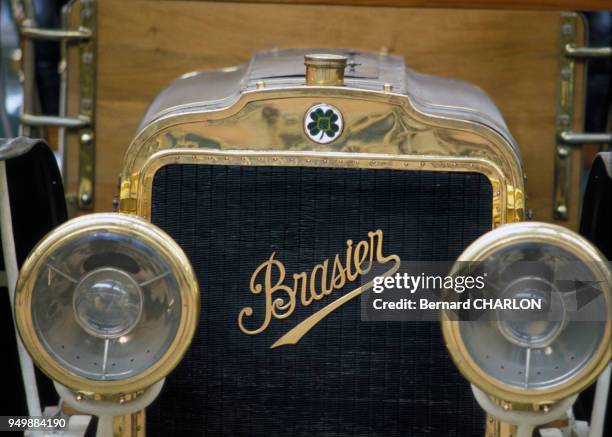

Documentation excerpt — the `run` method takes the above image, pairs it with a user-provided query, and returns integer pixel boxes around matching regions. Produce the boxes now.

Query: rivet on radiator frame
[383,83,393,93]
[557,146,569,158]
[80,192,91,205]
[256,81,266,89]
[80,132,93,145]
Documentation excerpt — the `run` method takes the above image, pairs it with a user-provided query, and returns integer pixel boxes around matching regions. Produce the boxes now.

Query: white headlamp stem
[471,385,577,437]
[589,364,611,437]
[53,378,165,437]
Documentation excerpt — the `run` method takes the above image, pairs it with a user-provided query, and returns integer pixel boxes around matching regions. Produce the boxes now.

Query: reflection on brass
[114,410,145,437]
[486,415,518,437]
[237,230,400,348]
[133,150,508,231]
[305,53,347,86]
[119,89,524,227]
[117,56,528,434]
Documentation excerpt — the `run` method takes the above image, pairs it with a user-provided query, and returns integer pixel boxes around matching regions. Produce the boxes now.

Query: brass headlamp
[442,222,611,407]
[14,213,199,398]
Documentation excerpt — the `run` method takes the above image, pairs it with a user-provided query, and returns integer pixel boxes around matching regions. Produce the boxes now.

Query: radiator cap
[304,53,347,86]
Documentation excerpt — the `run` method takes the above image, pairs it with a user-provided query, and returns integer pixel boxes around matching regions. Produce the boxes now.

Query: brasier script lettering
[238,230,400,348]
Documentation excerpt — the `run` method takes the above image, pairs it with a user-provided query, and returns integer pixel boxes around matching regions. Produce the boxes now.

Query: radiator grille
[149,164,492,436]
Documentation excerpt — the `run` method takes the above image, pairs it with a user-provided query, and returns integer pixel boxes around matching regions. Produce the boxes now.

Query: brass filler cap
[305,53,347,86]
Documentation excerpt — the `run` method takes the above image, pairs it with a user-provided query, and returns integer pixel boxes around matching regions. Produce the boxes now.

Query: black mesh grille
[149,164,492,436]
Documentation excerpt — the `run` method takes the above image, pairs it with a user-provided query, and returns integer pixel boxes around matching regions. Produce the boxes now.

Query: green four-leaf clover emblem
[304,104,343,144]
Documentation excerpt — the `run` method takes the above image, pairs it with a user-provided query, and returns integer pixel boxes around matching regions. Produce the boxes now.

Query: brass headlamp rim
[442,221,612,405]
[15,213,200,397]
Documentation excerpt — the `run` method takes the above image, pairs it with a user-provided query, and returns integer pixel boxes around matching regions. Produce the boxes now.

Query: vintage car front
[10,49,611,437]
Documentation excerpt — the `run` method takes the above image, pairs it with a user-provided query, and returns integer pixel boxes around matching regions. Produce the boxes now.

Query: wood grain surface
[76,1,585,229]
[219,0,612,11]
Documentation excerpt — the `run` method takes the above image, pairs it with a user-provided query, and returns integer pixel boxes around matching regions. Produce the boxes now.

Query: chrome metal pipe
[20,113,91,129]
[559,131,612,145]
[565,44,612,59]
[20,22,91,42]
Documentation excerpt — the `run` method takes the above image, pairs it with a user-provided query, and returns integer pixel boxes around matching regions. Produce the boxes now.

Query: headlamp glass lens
[458,242,607,390]
[31,232,182,381]
[73,268,143,339]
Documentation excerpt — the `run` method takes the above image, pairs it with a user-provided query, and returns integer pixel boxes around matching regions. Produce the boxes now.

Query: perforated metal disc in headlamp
[442,222,611,404]
[15,213,199,395]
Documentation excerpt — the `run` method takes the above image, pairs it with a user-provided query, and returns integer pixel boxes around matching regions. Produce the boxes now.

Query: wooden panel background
[76,1,585,229]
[225,0,612,10]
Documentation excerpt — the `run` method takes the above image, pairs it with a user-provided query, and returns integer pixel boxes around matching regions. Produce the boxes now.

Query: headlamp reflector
[16,213,199,395]
[442,222,611,404]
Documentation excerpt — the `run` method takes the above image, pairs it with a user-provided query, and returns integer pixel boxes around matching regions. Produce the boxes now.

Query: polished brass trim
[118,83,527,435]
[442,222,612,405]
[305,53,347,86]
[134,149,508,228]
[119,87,524,226]
[15,213,199,397]
[114,410,145,437]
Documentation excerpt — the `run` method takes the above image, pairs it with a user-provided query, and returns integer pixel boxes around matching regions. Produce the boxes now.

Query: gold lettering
[238,230,400,346]
[295,272,311,306]
[309,259,331,301]
[330,254,346,289]
[345,239,356,281]
[369,229,394,264]
[238,252,296,335]
[353,240,370,275]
